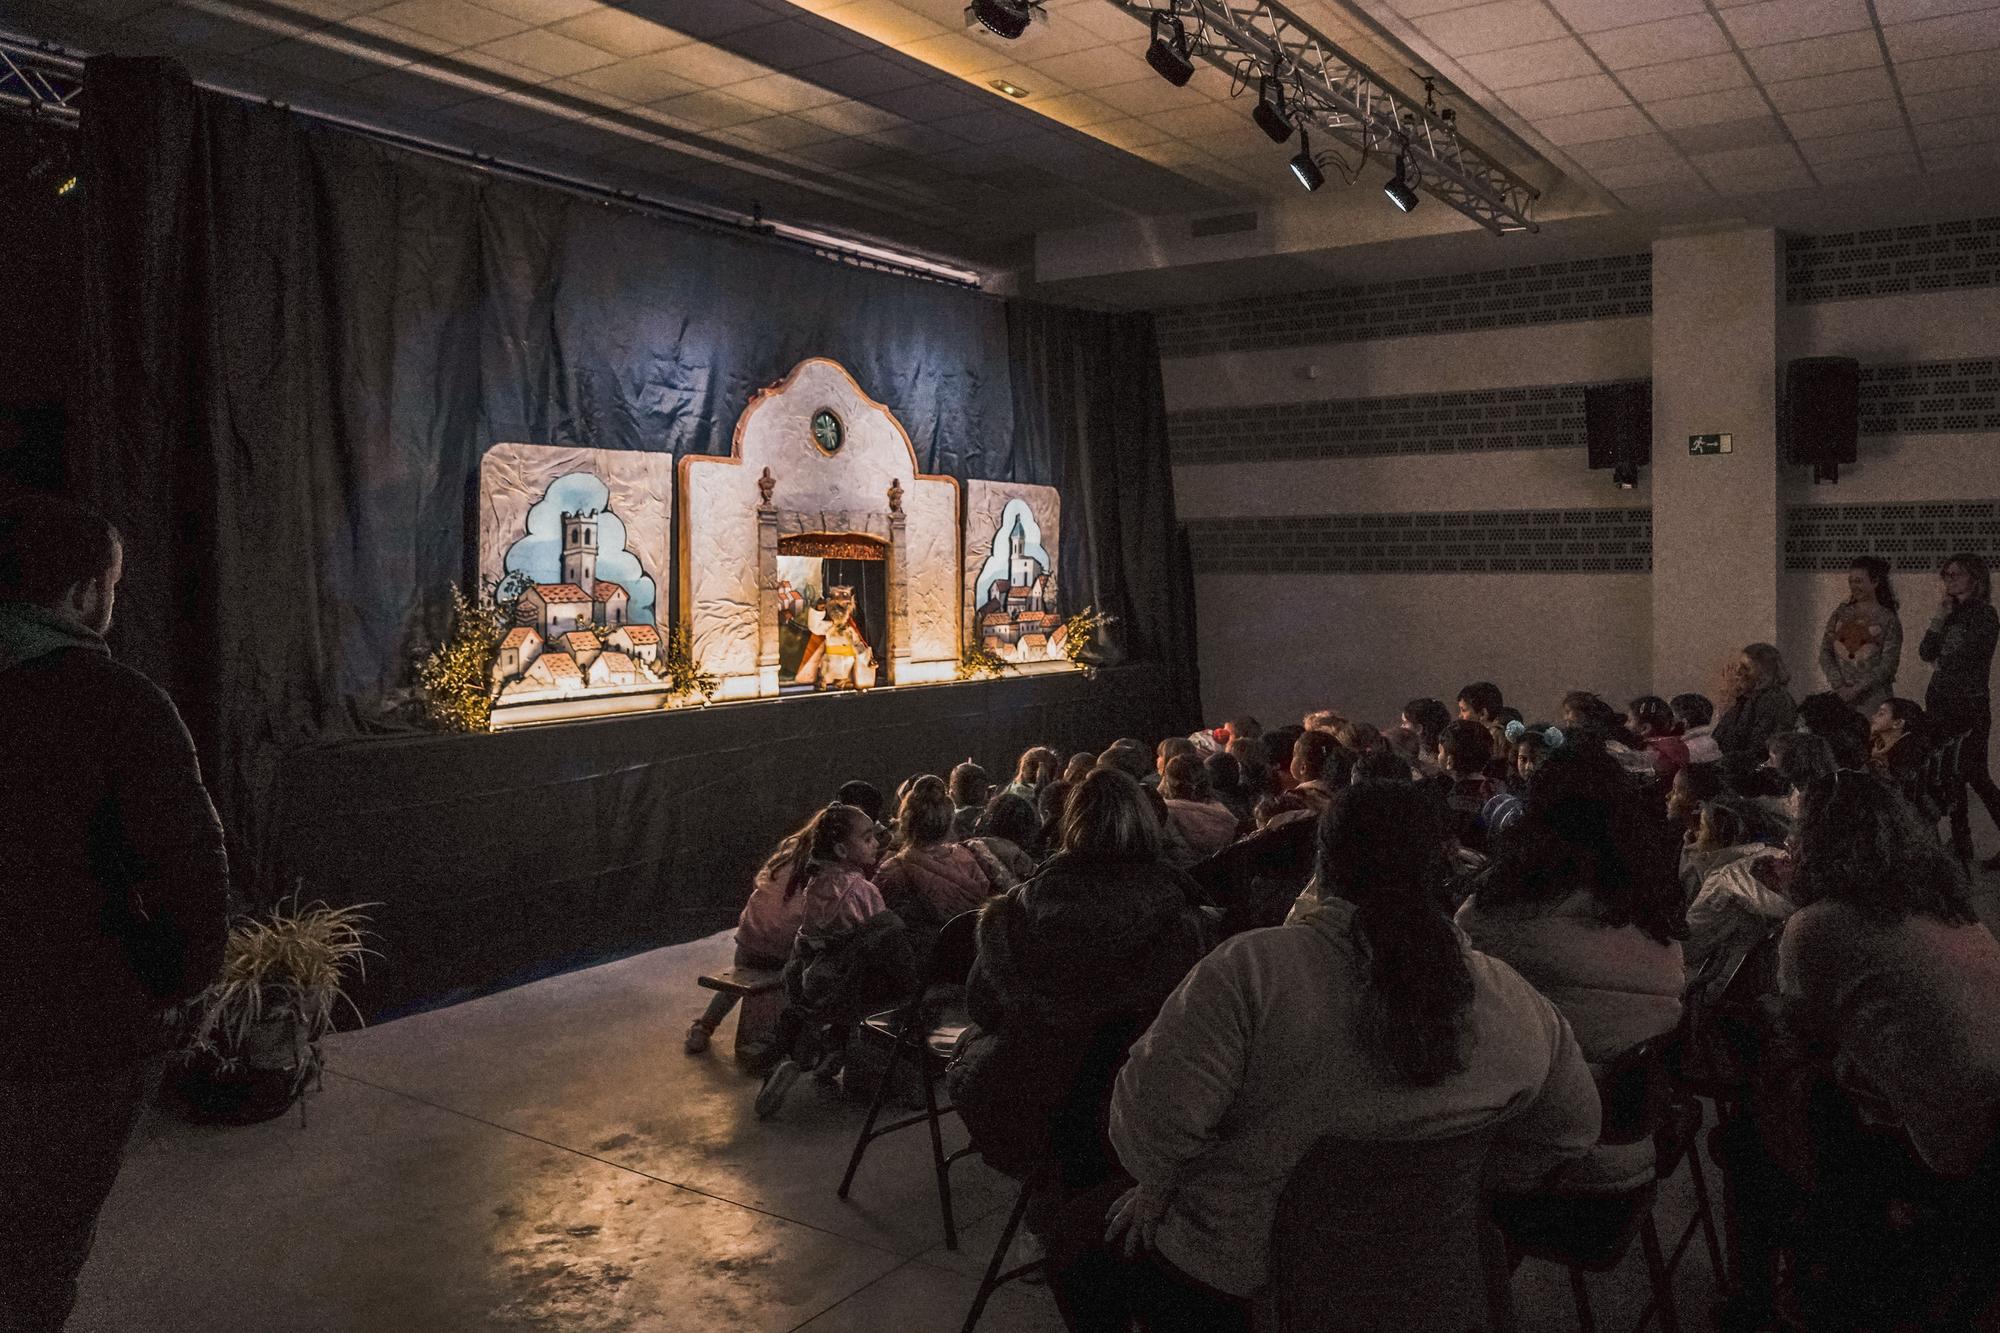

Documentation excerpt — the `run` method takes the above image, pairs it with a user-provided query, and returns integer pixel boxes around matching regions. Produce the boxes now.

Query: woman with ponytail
[1060,782,1598,1328]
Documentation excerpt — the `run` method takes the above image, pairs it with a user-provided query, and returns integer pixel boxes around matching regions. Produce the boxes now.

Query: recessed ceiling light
[990,79,1031,98]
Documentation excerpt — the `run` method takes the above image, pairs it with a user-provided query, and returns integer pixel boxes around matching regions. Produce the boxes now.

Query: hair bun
[1545,726,1566,749]
[1504,719,1527,742]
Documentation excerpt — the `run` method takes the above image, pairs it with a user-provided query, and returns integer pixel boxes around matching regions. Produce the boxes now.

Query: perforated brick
[1187,507,1652,574]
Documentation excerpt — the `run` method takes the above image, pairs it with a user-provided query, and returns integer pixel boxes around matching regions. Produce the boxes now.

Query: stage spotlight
[1384,152,1419,212]
[969,0,1033,39]
[1289,129,1323,192]
[1252,74,1293,144]
[1147,11,1195,87]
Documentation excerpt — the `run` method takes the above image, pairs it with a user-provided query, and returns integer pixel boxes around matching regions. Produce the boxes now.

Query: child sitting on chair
[755,803,916,1119]
[684,785,884,1057]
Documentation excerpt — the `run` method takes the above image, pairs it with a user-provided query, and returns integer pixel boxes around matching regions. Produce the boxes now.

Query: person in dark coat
[0,496,229,1329]
[1714,642,1798,773]
[948,768,1208,1191]
[1920,553,2000,865]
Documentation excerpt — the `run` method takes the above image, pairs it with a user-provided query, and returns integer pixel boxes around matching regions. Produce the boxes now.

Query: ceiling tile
[794,96,910,134]
[637,0,785,41]
[265,0,382,19]
[1904,87,1997,123]
[656,85,780,128]
[1589,154,1701,189]
[1059,0,1149,40]
[1499,73,1630,118]
[450,45,545,84]
[368,0,528,49]
[473,27,619,77]
[1409,1,1570,58]
[815,2,950,46]
[716,113,847,149]
[1811,151,1923,181]
[1027,44,1150,91]
[548,9,690,58]
[1762,63,1897,110]
[516,111,637,154]
[867,79,990,120]
[1566,130,1682,166]
[1874,0,2000,19]
[1797,125,1913,162]
[788,50,933,97]
[1389,0,1497,17]
[641,41,773,87]
[1029,91,1122,126]
[1884,10,2000,61]
[1708,161,1816,192]
[1535,102,1654,144]
[1585,14,1730,69]
[564,53,704,102]
[1741,30,1883,81]
[465,0,595,23]
[1921,140,2000,170]
[1643,84,1770,129]
[1913,111,2000,148]
[1718,0,1872,47]
[858,121,971,153]
[1896,47,2000,96]
[1095,75,1207,115]
[1691,140,1805,173]
[930,106,1037,142]
[1456,37,1603,90]
[1615,180,1715,211]
[730,70,852,111]
[439,93,572,134]
[1546,0,1704,33]
[724,18,863,70]
[1086,115,1174,149]
[1615,51,1752,100]
[1783,98,1905,138]
[1147,101,1252,138]
[344,14,462,56]
[1668,113,1788,153]
[896,32,1016,77]
[122,5,286,53]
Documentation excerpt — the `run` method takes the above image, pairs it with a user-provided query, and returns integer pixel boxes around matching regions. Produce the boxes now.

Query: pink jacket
[1166,798,1239,860]
[875,843,993,921]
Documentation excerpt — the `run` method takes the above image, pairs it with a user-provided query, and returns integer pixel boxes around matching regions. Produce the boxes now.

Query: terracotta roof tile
[558,630,601,652]
[532,583,592,604]
[541,652,582,680]
[593,581,626,599]
[500,627,540,650]
[616,624,660,644]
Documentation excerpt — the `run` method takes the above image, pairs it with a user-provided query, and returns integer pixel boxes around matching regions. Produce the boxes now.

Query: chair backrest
[924,908,982,989]
[1595,1036,1672,1147]
[1270,1128,1502,1333]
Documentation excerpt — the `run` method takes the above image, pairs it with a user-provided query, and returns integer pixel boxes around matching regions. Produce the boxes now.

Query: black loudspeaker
[1785,356,1859,483]
[1585,381,1652,489]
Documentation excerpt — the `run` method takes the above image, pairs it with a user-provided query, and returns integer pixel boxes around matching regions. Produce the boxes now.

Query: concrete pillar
[887,510,911,686]
[1650,226,1783,697]
[755,501,780,698]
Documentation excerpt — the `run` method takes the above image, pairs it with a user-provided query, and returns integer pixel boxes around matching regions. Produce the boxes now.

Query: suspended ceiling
[5,0,2000,303]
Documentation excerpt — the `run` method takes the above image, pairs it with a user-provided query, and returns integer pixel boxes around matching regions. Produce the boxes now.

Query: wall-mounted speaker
[1784,356,1859,483]
[1585,381,1652,489]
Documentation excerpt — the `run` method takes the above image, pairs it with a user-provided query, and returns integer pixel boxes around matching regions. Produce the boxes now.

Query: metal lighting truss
[0,37,83,121]
[1108,0,1539,234]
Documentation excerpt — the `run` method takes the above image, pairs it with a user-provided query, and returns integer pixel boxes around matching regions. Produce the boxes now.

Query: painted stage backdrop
[681,358,960,700]
[478,443,676,727]
[964,481,1071,668]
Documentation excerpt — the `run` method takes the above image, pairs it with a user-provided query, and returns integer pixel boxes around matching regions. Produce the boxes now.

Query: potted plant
[172,896,376,1125]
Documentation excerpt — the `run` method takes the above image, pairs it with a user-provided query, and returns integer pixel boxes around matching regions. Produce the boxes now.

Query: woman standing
[1920,553,2000,865]
[1818,556,1903,714]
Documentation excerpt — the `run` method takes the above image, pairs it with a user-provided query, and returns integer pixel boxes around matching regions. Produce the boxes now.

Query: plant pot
[169,1049,304,1125]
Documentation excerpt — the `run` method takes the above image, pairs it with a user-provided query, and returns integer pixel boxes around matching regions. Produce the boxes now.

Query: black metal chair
[959,1170,1048,1333]
[1493,1037,1685,1333]
[1923,727,1975,855]
[835,908,980,1248]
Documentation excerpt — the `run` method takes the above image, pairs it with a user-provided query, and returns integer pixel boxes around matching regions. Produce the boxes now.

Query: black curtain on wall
[1007,301,1200,729]
[74,56,1192,887]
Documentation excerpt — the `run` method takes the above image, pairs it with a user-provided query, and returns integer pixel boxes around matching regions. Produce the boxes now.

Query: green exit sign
[1689,433,1733,456]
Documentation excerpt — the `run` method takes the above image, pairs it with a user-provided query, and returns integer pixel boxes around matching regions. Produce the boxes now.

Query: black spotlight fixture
[970,0,1034,39]
[1252,74,1293,144]
[1384,151,1419,212]
[1146,11,1195,87]
[1289,128,1324,192]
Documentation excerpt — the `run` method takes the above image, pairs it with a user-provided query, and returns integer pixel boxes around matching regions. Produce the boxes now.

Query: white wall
[1171,316,1655,728]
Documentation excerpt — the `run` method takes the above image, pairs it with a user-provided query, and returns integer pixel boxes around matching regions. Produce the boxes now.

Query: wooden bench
[697,966,786,1064]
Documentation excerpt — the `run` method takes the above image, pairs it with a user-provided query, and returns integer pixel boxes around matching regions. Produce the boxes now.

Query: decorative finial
[887,478,904,514]
[758,466,775,506]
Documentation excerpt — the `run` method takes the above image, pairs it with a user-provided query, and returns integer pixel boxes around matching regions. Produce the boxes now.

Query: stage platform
[267,665,1186,1022]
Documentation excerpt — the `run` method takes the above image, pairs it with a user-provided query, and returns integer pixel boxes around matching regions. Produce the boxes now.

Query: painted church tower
[561,509,598,595]
[1008,515,1038,590]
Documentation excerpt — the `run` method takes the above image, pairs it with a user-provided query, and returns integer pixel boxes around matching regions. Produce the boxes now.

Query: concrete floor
[59,867,2000,1332]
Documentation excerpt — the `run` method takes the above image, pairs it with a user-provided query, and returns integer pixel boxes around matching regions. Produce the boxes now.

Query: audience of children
[685,571,2000,1329]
